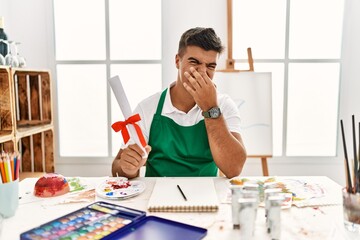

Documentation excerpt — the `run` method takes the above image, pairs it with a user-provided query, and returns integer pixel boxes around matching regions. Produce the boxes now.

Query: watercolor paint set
[20,201,207,240]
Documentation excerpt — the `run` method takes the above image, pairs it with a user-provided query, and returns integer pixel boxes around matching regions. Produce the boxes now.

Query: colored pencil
[0,161,3,184]
[0,152,22,183]
[13,153,17,180]
[10,155,14,181]
[15,155,20,180]
[0,159,6,183]
[4,157,11,183]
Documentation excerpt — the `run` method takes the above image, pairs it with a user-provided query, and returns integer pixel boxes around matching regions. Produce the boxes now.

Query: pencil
[4,157,11,183]
[10,155,15,181]
[0,159,6,183]
[177,184,187,201]
[13,153,16,180]
[15,155,20,180]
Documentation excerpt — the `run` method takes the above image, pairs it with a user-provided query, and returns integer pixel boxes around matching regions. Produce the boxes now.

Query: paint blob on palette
[96,177,146,199]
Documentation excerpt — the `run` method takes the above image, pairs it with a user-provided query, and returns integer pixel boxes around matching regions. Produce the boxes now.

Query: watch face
[210,108,220,118]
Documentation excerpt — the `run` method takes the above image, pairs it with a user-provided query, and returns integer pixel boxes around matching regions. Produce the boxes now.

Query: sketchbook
[148,178,219,212]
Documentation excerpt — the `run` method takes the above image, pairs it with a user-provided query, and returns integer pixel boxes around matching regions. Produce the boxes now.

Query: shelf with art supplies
[0,66,14,140]
[15,128,54,173]
[0,151,21,218]
[0,130,54,179]
[12,69,53,131]
[0,138,15,154]
[340,114,360,233]
[0,39,26,68]
[0,67,55,177]
[12,68,55,174]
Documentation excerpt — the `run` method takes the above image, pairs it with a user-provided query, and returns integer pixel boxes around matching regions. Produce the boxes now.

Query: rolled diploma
[108,76,148,158]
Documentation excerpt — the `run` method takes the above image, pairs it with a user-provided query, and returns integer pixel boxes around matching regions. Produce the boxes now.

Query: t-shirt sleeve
[220,94,242,134]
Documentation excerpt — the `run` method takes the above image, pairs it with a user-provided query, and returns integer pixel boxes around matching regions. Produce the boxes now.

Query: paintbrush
[352,115,359,193]
[358,121,360,193]
[341,119,353,193]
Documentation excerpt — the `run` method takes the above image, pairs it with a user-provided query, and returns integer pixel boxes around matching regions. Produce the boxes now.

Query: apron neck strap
[155,88,168,115]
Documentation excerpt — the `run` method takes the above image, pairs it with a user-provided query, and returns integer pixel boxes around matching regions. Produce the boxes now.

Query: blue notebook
[20,201,207,240]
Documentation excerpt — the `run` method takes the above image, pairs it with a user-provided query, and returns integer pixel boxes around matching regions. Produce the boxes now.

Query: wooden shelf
[0,132,13,142]
[0,66,14,139]
[0,67,55,173]
[16,124,54,139]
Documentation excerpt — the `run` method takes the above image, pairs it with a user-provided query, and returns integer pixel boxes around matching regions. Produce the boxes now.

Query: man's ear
[175,54,180,69]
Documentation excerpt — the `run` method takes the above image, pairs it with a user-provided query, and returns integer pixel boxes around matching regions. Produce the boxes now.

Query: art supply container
[243,182,261,203]
[264,188,282,218]
[238,197,258,240]
[343,188,360,233]
[231,185,244,229]
[243,182,259,193]
[0,179,19,218]
[267,195,284,240]
[262,181,279,202]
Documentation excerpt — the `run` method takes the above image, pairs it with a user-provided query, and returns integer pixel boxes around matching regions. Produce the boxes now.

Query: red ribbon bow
[111,114,147,147]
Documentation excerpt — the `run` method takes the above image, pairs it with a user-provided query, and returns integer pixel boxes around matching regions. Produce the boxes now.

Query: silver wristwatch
[202,107,221,119]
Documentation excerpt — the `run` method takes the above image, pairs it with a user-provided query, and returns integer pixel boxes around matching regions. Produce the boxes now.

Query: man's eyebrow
[187,57,200,63]
[188,57,217,67]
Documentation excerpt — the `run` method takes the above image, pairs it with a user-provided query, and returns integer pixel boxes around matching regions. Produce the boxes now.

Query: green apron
[145,88,218,177]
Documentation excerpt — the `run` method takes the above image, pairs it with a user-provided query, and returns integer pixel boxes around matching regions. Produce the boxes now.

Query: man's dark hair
[178,27,224,56]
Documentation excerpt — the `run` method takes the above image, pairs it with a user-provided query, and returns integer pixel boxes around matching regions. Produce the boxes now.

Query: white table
[0,176,358,240]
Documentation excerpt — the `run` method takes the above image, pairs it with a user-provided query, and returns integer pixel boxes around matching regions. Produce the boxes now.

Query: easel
[217,0,271,176]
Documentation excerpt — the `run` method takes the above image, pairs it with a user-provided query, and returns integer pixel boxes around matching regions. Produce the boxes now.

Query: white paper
[108,76,147,157]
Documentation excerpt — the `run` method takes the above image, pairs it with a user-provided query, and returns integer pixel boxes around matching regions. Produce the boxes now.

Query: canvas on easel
[214,72,272,158]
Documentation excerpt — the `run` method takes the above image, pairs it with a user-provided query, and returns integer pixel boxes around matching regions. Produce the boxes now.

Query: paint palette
[96,177,146,200]
[20,202,144,240]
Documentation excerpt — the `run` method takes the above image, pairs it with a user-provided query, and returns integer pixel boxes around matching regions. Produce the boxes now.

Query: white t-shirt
[133,82,242,142]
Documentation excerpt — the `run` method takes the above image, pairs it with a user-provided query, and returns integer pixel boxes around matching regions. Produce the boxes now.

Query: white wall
[0,0,55,70]
[339,0,360,128]
[1,0,360,186]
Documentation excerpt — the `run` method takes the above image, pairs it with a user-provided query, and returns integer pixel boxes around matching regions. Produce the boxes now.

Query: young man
[112,27,247,179]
